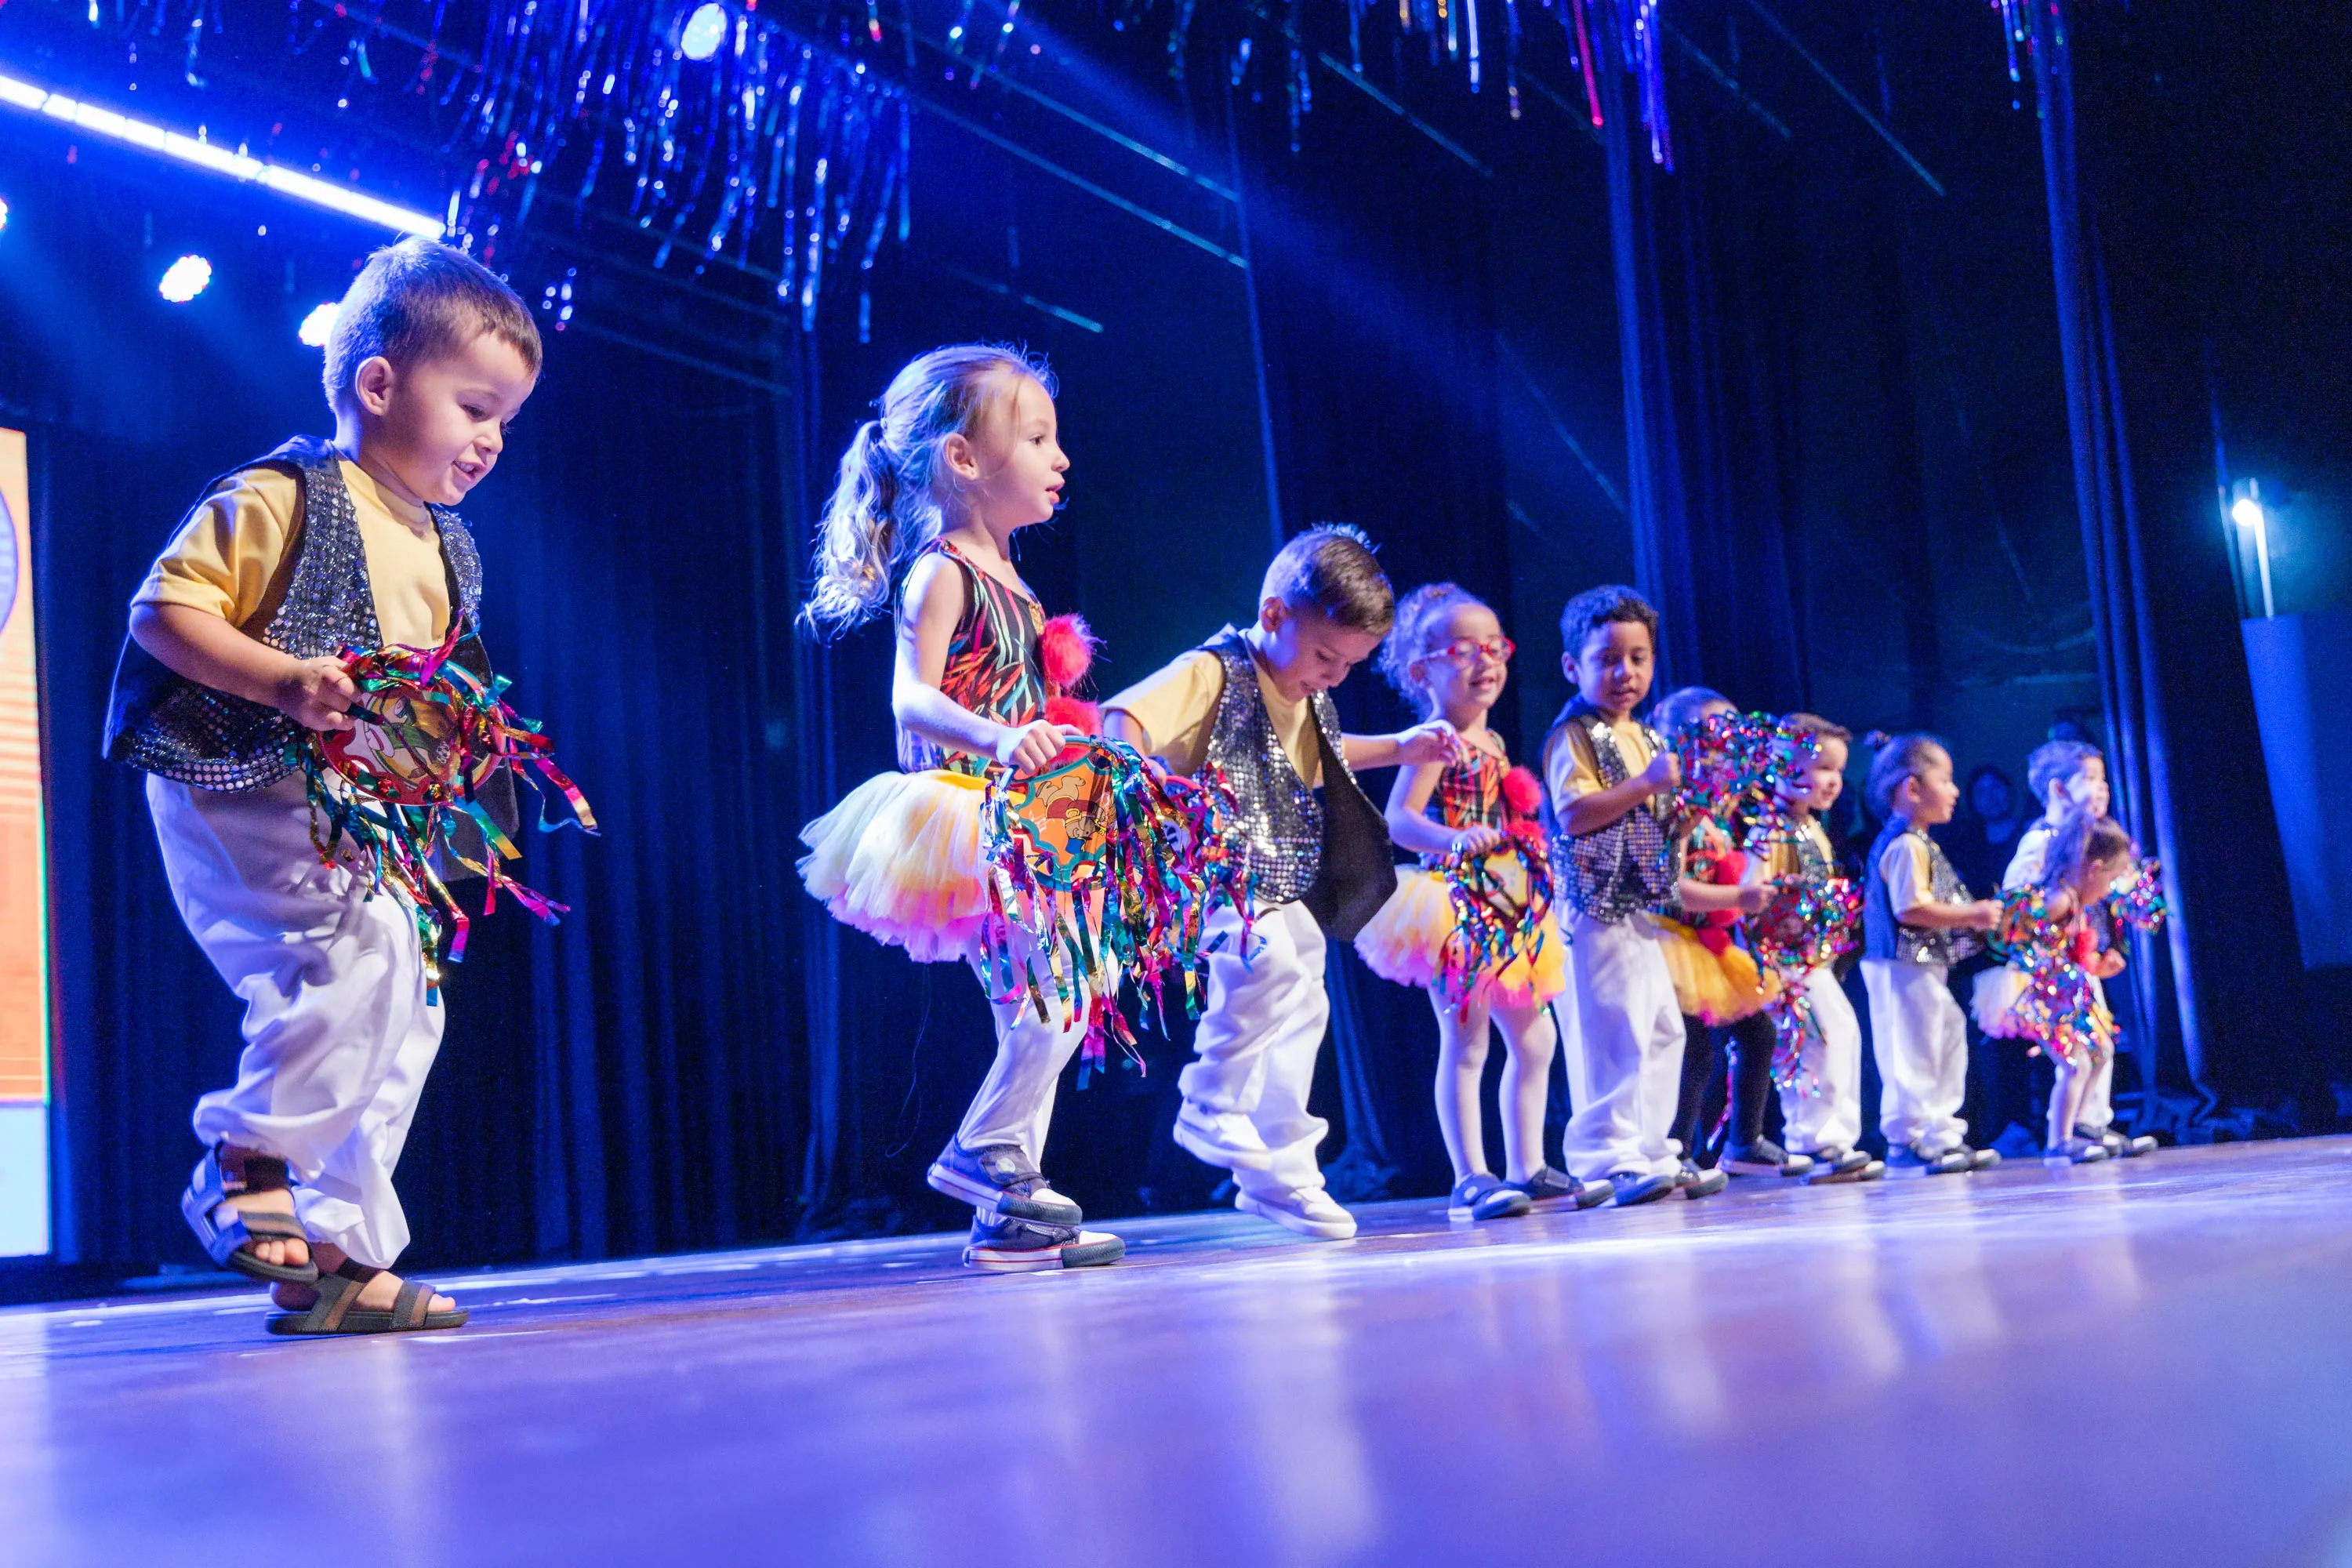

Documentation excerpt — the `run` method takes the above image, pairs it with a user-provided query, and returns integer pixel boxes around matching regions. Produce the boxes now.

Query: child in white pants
[1757,714,1882,1182]
[1540,586,1687,1209]
[107,238,544,1334]
[1105,526,1456,1242]
[1858,735,2002,1178]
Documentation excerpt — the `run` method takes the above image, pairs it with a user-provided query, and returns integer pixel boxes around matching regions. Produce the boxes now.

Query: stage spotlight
[0,195,9,234]
[297,301,339,347]
[158,254,212,303]
[2230,496,2263,531]
[679,2,728,60]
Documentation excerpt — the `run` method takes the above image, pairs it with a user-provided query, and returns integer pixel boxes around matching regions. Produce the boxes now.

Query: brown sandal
[180,1145,318,1286]
[267,1259,469,1335]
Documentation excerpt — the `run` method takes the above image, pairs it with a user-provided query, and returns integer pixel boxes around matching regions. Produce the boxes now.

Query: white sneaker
[1236,1186,1358,1240]
[1173,1103,1276,1172]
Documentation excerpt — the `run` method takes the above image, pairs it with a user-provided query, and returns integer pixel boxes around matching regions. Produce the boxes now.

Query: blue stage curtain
[2028,0,2322,1121]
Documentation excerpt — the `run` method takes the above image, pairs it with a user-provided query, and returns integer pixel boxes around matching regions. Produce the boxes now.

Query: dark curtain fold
[2033,0,2321,1119]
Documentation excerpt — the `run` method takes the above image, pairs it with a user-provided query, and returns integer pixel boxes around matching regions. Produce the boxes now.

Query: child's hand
[2092,949,2128,979]
[1393,720,1461,768]
[1449,826,1508,858]
[273,656,359,732]
[1962,898,2002,931]
[1732,878,1780,915]
[995,719,1073,777]
[1640,750,1682,797]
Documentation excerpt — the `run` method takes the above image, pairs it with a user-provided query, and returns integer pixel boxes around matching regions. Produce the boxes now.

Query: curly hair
[1558,584,1659,661]
[1375,583,1488,717]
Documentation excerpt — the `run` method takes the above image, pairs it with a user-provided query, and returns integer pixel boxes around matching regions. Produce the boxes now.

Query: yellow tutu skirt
[1655,916,1776,1025]
[1354,859,1567,1007]
[797,770,989,963]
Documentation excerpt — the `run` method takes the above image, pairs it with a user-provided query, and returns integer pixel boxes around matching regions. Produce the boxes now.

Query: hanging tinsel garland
[433,0,910,328]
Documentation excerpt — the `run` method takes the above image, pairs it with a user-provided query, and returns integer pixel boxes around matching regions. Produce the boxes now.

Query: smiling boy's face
[352,329,539,508]
[1254,599,1385,702]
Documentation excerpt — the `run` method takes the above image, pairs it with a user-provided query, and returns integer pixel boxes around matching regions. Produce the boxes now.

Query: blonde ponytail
[799,343,1056,637]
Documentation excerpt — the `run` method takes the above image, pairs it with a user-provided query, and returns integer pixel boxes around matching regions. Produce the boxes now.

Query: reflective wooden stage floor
[9,1138,2352,1566]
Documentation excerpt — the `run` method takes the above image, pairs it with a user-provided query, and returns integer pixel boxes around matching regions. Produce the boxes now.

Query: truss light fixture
[0,67,443,238]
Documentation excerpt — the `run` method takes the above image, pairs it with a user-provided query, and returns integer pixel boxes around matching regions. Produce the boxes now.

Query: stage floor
[9,1138,2352,1566]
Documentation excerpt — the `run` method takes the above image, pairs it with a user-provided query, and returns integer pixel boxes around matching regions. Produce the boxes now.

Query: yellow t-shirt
[1876,833,1936,920]
[1544,712,1657,812]
[1761,816,1835,881]
[1103,646,1321,787]
[133,459,452,648]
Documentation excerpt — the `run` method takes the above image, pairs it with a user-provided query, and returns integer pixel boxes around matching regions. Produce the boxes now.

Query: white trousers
[957,928,1113,1171]
[1178,901,1332,1196]
[1777,965,1864,1156]
[1863,958,1969,1155]
[150,774,445,1270]
[1559,913,1686,1182]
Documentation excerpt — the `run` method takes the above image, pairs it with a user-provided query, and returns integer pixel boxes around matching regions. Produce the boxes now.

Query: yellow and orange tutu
[1971,965,2031,1038]
[797,769,989,963]
[1354,858,1566,1008]
[1655,915,1776,1025]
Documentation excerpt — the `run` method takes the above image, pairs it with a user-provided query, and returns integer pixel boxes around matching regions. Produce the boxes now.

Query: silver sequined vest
[1863,819,1980,965]
[103,437,484,790]
[1539,702,1679,924]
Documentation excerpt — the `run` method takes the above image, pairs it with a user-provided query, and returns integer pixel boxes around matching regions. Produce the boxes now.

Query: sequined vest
[897,539,1049,777]
[103,437,485,790]
[1863,818,1979,965]
[1199,628,1396,938]
[1538,700,1678,924]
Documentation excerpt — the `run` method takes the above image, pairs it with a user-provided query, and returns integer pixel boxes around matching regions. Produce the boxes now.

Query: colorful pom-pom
[1044,695,1102,735]
[1501,765,1544,818]
[1038,613,1098,693]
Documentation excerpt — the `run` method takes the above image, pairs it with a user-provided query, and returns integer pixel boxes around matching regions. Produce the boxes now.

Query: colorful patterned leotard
[897,539,1047,777]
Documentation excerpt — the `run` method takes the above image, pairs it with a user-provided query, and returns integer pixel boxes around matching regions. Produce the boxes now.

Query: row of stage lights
[1,202,341,343]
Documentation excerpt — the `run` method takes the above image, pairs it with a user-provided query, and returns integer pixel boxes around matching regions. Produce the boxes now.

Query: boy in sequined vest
[1859,735,2003,1177]
[103,239,540,1332]
[1105,526,1457,1241]
[1538,586,1689,1207]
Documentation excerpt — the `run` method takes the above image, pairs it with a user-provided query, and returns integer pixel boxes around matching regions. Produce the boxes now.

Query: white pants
[958,929,1113,1171]
[1178,900,1332,1196]
[1863,958,1969,1155]
[1778,965,1864,1155]
[150,774,445,1270]
[1560,913,1685,1182]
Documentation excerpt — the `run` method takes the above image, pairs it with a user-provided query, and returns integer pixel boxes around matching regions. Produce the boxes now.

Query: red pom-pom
[1044,695,1102,735]
[1038,614,1098,693]
[1709,848,1748,887]
[1502,765,1544,818]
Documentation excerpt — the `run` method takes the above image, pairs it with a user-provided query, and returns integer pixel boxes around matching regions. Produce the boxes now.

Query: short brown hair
[1783,712,1853,745]
[1263,524,1395,634]
[325,238,543,410]
[1559,584,1658,659]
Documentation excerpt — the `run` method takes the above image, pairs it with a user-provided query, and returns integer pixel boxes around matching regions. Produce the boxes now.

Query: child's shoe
[1675,1159,1730,1200]
[1884,1142,1971,1178]
[1722,1139,1816,1178]
[1448,1173,1534,1222]
[1236,1185,1358,1240]
[2079,1121,2157,1158]
[963,1214,1125,1272]
[2043,1136,2111,1166]
[1795,1145,1878,1183]
[927,1140,1082,1225]
[1952,1142,2002,1172]
[1512,1167,1614,1210]
[1609,1169,1678,1207]
[1173,1102,1277,1172]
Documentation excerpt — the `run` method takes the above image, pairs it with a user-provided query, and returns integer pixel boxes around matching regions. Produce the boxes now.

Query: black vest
[1197,628,1396,940]
[103,437,484,790]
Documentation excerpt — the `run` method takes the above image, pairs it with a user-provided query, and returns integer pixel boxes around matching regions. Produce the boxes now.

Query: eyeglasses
[1434,636,1515,667]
